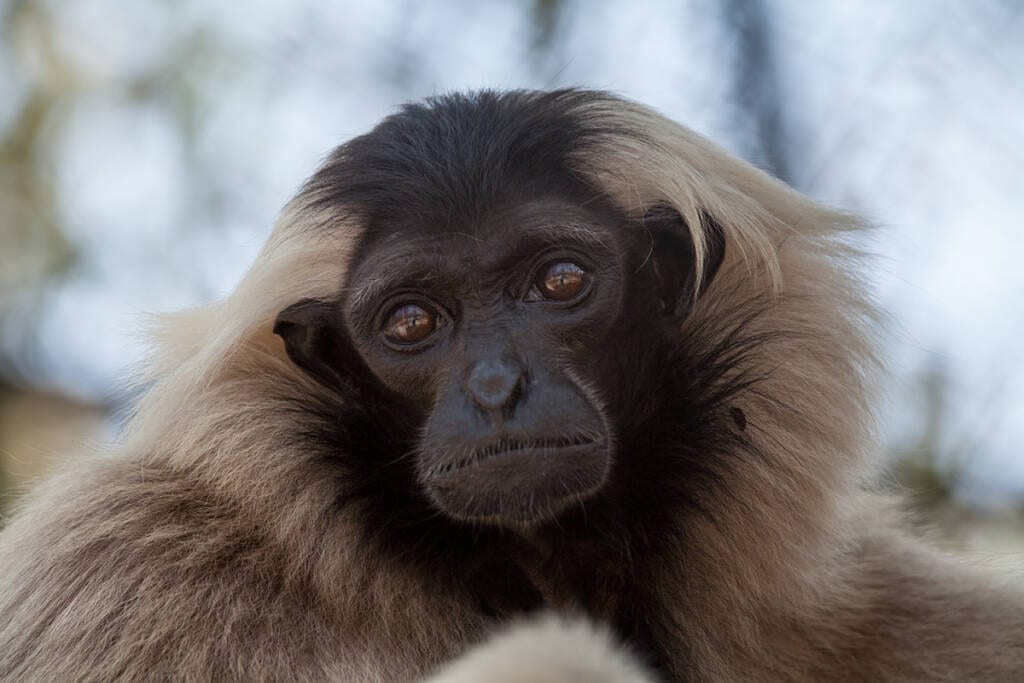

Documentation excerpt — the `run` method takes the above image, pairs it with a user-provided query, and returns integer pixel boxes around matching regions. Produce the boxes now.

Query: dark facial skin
[344,197,624,525]
[275,188,724,530]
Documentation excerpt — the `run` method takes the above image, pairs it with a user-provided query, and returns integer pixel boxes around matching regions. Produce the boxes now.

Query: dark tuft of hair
[301,89,620,234]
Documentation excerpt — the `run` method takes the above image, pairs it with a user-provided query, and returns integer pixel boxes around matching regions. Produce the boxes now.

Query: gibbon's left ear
[274,299,363,392]
[645,207,726,319]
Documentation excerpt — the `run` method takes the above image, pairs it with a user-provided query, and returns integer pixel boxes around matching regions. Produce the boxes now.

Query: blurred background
[0,0,1022,552]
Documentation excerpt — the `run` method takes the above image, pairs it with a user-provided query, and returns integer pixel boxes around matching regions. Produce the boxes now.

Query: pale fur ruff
[131,92,878,675]
[0,91,885,680]
[137,92,874,474]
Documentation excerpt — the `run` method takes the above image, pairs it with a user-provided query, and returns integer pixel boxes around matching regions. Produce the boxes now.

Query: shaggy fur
[1,89,1022,681]
[427,616,653,683]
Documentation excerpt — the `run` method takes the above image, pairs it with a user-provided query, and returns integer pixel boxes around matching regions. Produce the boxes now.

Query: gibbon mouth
[422,434,611,526]
[429,433,599,477]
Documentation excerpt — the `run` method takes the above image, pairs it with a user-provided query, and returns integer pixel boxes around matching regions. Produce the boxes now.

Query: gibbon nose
[466,358,524,412]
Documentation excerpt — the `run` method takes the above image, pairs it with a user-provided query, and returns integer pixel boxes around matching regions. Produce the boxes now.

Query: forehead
[376,193,614,249]
[356,193,620,263]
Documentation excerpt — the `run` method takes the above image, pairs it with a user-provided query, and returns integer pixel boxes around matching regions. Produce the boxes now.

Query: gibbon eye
[383,303,438,344]
[537,262,588,301]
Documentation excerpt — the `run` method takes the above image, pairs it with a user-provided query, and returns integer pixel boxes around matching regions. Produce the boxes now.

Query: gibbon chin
[1,89,1021,681]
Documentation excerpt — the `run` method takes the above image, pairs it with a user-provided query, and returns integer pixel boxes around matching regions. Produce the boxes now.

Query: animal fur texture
[1,89,1022,681]
[426,616,653,683]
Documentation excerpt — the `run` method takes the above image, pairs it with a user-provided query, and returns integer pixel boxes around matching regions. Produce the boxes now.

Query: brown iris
[383,303,437,344]
[537,262,587,301]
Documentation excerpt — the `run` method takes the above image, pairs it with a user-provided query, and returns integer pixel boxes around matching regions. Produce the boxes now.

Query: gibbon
[1,89,1021,681]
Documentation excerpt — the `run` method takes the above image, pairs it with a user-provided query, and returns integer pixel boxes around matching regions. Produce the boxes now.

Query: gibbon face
[344,192,625,525]
[274,96,724,528]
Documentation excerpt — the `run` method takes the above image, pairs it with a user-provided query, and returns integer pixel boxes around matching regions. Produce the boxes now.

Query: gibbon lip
[429,434,599,477]
[424,436,611,525]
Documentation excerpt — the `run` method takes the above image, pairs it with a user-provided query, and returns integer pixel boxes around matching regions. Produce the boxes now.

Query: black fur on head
[273,90,757,627]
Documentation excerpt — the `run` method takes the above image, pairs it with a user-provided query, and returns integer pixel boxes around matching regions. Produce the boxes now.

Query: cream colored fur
[1,90,1021,681]
[427,616,653,683]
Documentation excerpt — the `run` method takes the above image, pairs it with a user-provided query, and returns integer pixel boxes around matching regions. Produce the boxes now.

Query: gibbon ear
[646,208,726,319]
[274,299,359,391]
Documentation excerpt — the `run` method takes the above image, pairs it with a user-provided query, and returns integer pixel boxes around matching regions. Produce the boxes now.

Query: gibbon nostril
[466,359,524,410]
